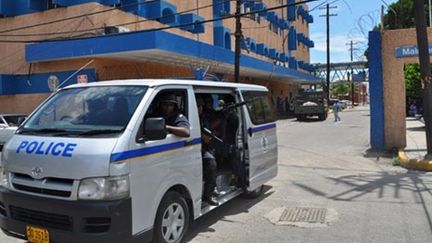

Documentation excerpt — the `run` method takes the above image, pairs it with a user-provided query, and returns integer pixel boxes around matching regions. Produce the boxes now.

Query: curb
[398,149,432,171]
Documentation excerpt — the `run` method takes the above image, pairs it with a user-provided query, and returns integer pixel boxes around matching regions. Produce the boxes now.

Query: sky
[308,0,398,64]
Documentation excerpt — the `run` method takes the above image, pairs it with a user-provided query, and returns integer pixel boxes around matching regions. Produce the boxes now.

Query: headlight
[0,166,8,188]
[78,175,129,200]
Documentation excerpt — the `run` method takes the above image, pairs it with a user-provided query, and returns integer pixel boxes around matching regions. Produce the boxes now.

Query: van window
[242,91,276,125]
[19,86,147,136]
[142,89,189,139]
[145,90,188,120]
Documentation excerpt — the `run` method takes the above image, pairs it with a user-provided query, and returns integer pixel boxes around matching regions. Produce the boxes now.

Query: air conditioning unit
[103,26,130,35]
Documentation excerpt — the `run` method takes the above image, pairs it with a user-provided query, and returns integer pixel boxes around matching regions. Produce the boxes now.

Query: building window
[224,32,231,50]
[272,23,278,34]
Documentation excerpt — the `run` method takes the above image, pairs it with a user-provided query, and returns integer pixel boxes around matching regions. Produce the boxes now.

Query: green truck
[293,90,328,121]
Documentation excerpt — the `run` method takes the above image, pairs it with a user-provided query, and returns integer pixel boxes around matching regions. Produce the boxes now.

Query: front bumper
[0,187,150,243]
[294,108,326,115]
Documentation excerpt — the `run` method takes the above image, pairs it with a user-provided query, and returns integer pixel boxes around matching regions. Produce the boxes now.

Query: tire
[153,191,190,243]
[318,113,326,121]
[241,185,264,199]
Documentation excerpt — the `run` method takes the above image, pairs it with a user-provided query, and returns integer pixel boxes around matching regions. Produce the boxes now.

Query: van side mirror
[0,124,7,129]
[141,117,167,141]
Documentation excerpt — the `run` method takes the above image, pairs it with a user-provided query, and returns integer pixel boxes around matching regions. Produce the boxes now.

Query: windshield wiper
[18,128,69,135]
[77,129,123,136]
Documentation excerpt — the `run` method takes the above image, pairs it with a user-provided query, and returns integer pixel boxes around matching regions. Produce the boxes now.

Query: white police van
[0,79,277,243]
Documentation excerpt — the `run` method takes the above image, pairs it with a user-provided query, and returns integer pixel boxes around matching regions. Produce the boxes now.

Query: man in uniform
[216,97,246,189]
[197,97,219,206]
[157,93,190,137]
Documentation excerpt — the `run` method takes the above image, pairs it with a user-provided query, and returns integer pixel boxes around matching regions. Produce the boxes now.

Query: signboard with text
[395,45,432,58]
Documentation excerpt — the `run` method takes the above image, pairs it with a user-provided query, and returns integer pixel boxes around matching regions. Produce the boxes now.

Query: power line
[0,0,233,37]
[0,0,159,34]
[0,0,318,43]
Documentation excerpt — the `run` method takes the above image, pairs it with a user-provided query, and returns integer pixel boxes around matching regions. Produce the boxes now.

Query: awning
[26,30,320,83]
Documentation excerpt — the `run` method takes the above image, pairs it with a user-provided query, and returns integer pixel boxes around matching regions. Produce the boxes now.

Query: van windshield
[18,86,148,137]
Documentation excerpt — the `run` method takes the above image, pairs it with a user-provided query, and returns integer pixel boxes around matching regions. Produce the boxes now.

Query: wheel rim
[161,202,185,243]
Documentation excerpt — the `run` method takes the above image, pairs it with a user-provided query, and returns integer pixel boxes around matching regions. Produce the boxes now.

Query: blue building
[0,0,318,114]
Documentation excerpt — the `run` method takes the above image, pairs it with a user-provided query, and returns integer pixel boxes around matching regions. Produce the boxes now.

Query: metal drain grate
[279,207,327,223]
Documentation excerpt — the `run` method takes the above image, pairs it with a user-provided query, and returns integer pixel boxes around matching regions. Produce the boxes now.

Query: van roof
[64,79,268,91]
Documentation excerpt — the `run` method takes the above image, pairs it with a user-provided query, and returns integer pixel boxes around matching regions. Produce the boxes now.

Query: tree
[404,63,423,100]
[330,82,350,97]
[383,0,429,29]
[365,1,429,66]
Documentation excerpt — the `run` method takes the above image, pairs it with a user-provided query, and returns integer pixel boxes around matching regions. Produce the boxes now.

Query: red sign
[77,74,88,84]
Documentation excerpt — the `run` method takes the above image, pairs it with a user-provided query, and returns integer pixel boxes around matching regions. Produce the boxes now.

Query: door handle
[262,137,269,152]
[184,140,194,146]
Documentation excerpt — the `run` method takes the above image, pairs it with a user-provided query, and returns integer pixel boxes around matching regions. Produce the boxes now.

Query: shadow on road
[183,185,274,242]
[293,171,432,233]
[293,117,326,123]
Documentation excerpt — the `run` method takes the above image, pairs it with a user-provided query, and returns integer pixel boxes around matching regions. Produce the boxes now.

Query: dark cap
[159,93,178,104]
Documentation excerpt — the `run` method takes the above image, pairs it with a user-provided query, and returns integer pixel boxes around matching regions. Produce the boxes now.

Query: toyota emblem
[31,166,43,179]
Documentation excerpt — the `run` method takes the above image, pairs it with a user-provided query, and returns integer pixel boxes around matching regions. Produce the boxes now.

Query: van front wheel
[153,191,190,243]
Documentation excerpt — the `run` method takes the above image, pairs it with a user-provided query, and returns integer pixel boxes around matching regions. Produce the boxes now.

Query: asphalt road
[2,106,432,242]
[185,106,432,243]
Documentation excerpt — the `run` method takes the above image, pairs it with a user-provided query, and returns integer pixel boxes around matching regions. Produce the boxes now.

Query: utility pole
[414,0,432,156]
[319,4,337,105]
[234,0,242,83]
[346,40,358,108]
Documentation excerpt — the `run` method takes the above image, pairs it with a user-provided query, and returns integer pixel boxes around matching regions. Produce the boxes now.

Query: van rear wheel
[241,185,263,199]
[153,191,189,243]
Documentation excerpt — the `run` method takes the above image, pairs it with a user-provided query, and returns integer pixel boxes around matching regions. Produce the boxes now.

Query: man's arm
[166,125,190,137]
[166,114,190,137]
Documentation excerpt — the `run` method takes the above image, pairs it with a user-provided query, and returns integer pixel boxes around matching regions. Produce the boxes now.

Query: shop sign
[395,45,432,58]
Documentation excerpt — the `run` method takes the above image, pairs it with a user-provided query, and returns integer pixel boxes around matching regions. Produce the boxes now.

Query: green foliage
[366,1,429,64]
[330,82,350,96]
[383,0,429,29]
[404,63,422,99]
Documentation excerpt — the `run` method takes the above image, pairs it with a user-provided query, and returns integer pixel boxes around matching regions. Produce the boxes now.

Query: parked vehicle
[0,80,278,243]
[293,90,328,121]
[0,114,27,151]
[338,100,348,110]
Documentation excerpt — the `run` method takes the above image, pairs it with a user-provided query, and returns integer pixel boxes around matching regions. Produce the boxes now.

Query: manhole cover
[279,207,327,223]
[265,207,337,228]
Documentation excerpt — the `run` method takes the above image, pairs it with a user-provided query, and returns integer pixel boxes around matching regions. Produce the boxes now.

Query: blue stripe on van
[249,123,276,134]
[110,137,201,163]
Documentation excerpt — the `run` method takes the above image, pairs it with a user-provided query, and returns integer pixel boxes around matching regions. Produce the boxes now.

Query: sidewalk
[398,117,432,170]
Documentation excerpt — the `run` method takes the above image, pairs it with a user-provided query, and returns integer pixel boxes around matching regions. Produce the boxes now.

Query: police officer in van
[216,97,246,189]
[157,93,190,138]
[197,97,219,206]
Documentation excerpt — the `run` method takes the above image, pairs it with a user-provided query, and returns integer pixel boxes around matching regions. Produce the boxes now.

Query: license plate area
[26,225,49,243]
